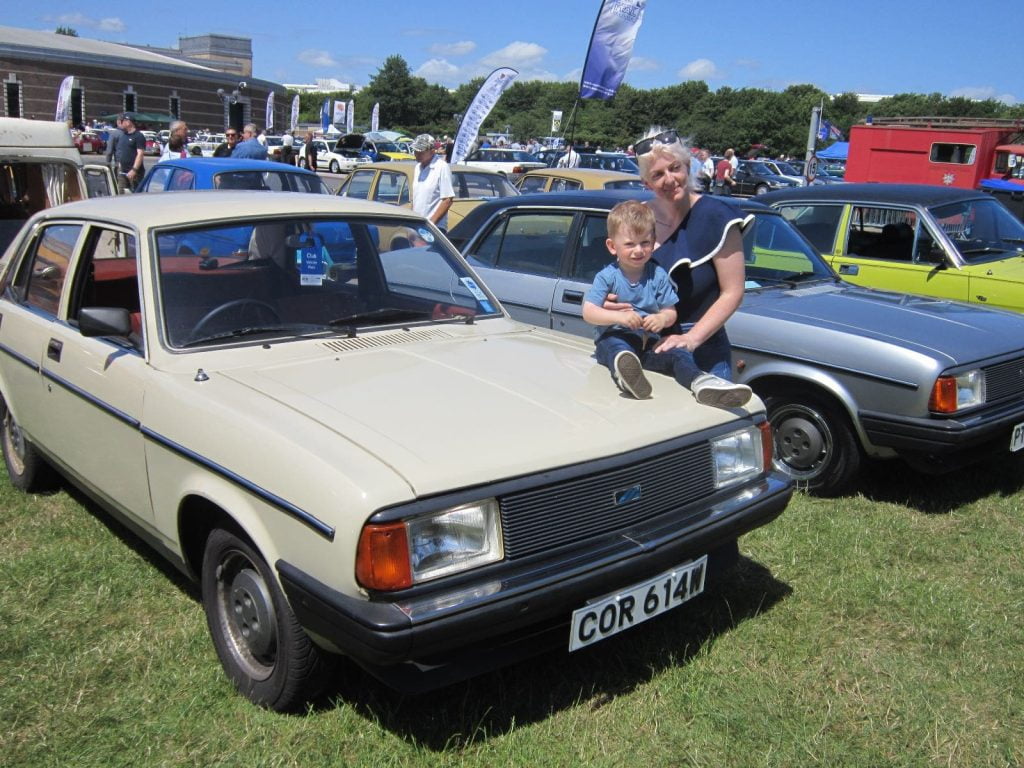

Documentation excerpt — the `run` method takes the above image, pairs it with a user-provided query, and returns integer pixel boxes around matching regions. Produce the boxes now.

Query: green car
[761,184,1024,312]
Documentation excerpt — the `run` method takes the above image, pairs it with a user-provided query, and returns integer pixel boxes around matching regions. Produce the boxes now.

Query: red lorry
[845,116,1024,187]
[844,116,1024,217]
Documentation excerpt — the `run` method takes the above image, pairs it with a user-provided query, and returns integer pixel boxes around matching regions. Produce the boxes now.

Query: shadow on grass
[322,555,791,750]
[852,451,1024,514]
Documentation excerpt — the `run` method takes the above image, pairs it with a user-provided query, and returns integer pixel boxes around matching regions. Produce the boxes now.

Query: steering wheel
[188,299,280,342]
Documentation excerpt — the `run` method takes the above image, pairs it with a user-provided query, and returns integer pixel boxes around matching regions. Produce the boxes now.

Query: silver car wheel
[212,546,279,681]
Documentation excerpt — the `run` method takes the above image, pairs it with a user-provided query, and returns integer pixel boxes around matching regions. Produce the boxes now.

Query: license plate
[569,555,708,652]
[82,142,92,152]
[1012,422,1024,452]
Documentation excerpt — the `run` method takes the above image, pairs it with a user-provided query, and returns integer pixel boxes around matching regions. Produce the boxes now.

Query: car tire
[201,528,333,711]
[764,391,860,496]
[329,160,340,174]
[1,397,56,493]
[755,184,769,195]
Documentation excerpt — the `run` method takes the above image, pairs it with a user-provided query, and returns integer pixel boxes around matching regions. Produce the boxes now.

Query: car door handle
[47,338,62,362]
[562,290,584,305]
[838,264,859,276]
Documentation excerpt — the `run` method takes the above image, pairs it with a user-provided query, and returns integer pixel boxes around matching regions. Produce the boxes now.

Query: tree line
[289,55,1024,157]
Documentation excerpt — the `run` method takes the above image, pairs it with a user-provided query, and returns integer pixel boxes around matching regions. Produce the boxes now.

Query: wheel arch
[177,490,276,583]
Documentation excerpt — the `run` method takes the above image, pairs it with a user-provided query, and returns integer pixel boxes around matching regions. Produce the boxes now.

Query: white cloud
[415,58,461,83]
[429,41,476,57]
[480,41,547,69]
[627,56,659,73]
[678,58,722,81]
[98,17,125,32]
[950,85,1018,105]
[298,49,338,68]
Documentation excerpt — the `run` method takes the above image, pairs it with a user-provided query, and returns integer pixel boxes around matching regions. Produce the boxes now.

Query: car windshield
[774,161,799,175]
[376,142,401,152]
[211,171,330,193]
[743,211,835,287]
[154,215,500,348]
[929,198,1024,263]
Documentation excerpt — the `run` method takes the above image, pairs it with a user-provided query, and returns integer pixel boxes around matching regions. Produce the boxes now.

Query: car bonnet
[214,326,750,496]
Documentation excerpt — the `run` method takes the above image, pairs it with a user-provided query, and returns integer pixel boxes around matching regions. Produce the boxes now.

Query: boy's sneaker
[691,373,752,408]
[613,350,652,399]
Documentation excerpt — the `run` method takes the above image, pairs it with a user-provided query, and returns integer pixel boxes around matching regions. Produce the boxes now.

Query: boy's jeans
[594,326,733,388]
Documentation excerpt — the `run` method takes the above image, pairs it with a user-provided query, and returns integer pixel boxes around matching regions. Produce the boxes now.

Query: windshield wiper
[181,325,303,348]
[327,308,427,332]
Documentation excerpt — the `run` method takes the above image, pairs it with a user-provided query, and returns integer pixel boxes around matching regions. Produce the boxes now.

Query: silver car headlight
[930,369,986,413]
[711,425,766,488]
[357,499,504,590]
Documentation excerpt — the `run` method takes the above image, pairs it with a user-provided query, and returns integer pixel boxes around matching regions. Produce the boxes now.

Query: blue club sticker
[298,246,326,286]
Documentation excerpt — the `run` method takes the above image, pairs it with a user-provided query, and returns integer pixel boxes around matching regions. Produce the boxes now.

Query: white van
[0,118,118,251]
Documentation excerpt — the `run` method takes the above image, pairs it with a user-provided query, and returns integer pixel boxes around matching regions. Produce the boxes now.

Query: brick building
[0,25,285,133]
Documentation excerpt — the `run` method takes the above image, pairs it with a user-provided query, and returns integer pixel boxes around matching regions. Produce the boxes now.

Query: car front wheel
[1,398,56,493]
[764,392,860,496]
[201,528,332,711]
[755,184,769,195]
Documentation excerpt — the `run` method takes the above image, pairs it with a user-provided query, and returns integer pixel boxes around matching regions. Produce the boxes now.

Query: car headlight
[356,499,504,590]
[711,424,769,489]
[929,369,986,413]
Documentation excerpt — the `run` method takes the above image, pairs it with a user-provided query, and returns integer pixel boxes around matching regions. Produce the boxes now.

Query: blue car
[138,157,331,194]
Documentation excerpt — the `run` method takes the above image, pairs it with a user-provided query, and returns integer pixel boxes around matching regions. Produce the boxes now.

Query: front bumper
[278,473,791,688]
[860,396,1024,455]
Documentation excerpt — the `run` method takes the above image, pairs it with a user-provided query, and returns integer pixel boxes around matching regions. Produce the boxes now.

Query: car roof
[760,183,991,207]
[30,190,424,229]
[348,160,504,175]
[151,157,317,174]
[450,189,771,241]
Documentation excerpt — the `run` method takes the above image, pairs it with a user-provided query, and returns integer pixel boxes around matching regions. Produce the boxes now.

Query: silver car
[449,191,1024,495]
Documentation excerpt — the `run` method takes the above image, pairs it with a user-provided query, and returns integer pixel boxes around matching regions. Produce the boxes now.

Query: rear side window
[374,172,409,205]
[470,212,572,276]
[778,205,843,254]
[14,224,82,315]
[517,176,548,193]
[145,166,173,192]
[341,171,374,200]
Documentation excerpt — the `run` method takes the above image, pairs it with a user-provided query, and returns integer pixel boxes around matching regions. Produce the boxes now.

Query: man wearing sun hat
[410,133,455,230]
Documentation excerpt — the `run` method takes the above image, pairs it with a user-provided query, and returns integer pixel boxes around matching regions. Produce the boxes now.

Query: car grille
[499,442,715,559]
[985,356,1024,402]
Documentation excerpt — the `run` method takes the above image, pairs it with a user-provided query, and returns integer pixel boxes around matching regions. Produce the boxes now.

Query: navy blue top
[653,195,751,324]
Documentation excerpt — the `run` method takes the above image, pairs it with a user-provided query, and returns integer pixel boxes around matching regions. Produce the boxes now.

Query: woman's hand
[654,333,697,353]
[602,293,633,312]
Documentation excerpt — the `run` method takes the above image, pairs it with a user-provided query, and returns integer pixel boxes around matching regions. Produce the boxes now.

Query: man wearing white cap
[411,134,454,230]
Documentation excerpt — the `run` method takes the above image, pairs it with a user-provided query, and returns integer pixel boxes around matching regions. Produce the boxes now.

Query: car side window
[460,173,501,198]
[69,227,142,348]
[848,206,916,262]
[518,176,547,193]
[552,179,582,193]
[374,172,409,205]
[482,212,571,276]
[570,215,612,281]
[145,165,173,192]
[168,169,195,191]
[13,224,81,315]
[342,171,374,200]
[779,205,842,253]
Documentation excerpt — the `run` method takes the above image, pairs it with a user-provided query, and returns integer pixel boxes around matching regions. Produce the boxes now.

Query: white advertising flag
[451,67,519,166]
[551,110,563,133]
[371,102,380,132]
[55,76,74,123]
[333,100,346,126]
[346,99,354,134]
[290,95,300,132]
[265,91,275,131]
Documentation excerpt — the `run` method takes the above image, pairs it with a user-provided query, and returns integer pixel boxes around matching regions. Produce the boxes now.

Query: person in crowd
[213,128,240,157]
[714,148,736,195]
[585,200,750,405]
[159,120,190,162]
[114,112,147,192]
[556,145,580,168]
[698,149,715,193]
[279,132,295,165]
[602,128,751,405]
[304,131,318,172]
[232,124,268,160]
[104,116,123,172]
[410,133,455,230]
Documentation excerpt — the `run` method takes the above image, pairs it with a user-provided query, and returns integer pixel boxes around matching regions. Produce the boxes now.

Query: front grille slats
[985,357,1024,402]
[500,442,715,559]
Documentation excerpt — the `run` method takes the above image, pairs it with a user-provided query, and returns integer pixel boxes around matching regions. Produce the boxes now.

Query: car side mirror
[79,307,133,338]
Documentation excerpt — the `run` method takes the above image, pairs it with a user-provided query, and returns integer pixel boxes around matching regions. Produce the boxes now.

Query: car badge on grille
[614,484,642,506]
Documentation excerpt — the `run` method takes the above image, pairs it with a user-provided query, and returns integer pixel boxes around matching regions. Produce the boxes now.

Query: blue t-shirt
[232,138,268,160]
[653,195,751,324]
[584,261,679,338]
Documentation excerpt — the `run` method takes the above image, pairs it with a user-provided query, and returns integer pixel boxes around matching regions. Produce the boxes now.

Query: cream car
[0,191,791,710]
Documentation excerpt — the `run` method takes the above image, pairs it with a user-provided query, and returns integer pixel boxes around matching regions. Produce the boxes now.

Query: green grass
[2,456,1023,768]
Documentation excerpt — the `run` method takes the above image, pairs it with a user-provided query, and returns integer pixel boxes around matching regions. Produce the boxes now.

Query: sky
[12,1,1024,105]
